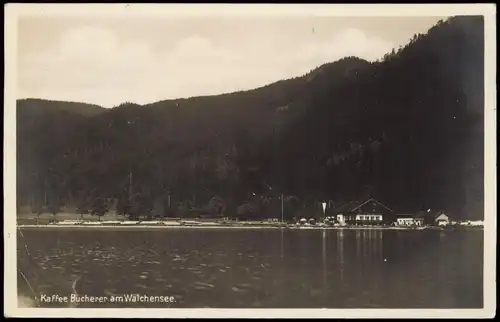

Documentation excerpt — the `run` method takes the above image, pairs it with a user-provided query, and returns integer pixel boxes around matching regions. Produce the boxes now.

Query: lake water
[17,228,483,308]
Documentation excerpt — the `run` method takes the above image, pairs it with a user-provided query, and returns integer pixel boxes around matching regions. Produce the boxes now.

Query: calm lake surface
[17,228,483,308]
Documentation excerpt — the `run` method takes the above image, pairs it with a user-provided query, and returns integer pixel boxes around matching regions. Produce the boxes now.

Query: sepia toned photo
[4,3,496,319]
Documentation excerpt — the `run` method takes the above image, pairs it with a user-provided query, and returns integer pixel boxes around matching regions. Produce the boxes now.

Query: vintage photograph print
[4,3,496,319]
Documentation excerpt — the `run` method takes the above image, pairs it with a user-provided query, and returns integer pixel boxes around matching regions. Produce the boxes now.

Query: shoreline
[15,224,482,231]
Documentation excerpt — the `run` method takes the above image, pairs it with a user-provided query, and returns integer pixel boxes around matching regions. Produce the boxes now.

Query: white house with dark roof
[435,213,450,226]
[334,198,393,226]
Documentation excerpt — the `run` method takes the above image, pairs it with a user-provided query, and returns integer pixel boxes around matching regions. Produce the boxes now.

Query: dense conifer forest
[16,16,484,221]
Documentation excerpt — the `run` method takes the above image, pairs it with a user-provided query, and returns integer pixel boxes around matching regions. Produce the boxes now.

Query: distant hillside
[17,98,105,117]
[16,16,484,220]
[268,16,484,217]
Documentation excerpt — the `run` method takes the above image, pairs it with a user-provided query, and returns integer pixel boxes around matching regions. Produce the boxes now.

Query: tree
[141,197,154,221]
[258,196,277,220]
[47,201,60,223]
[116,194,131,219]
[75,192,90,220]
[224,199,237,220]
[127,195,139,221]
[284,196,301,222]
[206,196,226,215]
[161,192,173,218]
[15,17,485,222]
[31,198,44,225]
[152,198,165,220]
[237,202,260,221]
[135,192,154,221]
[90,197,108,221]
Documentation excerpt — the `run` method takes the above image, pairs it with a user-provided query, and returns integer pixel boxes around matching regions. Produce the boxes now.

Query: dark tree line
[16,16,485,220]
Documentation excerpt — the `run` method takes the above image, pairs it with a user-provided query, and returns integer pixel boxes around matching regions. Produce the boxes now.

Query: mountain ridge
[16,16,485,220]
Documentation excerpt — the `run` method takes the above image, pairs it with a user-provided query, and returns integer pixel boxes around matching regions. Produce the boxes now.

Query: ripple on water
[236,283,253,289]
[193,281,215,290]
[231,287,245,293]
[191,271,203,277]
[144,261,161,265]
[104,289,117,297]
[194,286,209,291]
[251,276,263,282]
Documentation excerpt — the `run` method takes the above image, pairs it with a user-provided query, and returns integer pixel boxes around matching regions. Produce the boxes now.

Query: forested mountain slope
[16,16,484,220]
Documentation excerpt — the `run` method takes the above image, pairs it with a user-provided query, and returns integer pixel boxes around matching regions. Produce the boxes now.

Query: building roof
[435,213,449,221]
[334,200,364,213]
[434,213,448,221]
[334,198,393,214]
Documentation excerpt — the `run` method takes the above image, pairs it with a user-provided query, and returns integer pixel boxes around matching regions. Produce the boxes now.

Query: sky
[17,15,446,108]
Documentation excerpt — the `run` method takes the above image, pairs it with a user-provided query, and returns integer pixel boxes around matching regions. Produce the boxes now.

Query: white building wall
[356,214,383,221]
[397,218,415,226]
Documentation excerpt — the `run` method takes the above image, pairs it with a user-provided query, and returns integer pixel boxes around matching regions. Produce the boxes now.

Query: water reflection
[17,228,483,309]
[337,230,344,284]
[280,229,284,260]
[356,230,361,259]
[322,229,327,302]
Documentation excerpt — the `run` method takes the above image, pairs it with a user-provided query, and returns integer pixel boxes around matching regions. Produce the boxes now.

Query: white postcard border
[4,3,496,319]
